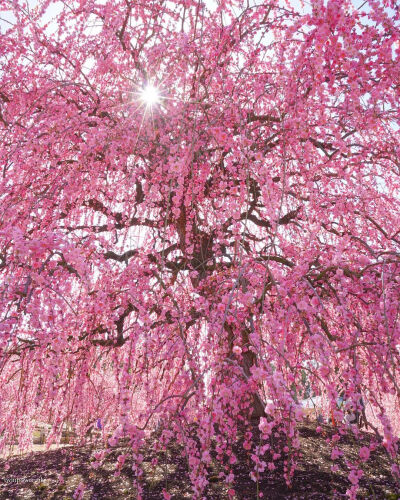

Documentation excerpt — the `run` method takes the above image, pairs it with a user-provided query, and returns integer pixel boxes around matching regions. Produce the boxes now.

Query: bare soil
[0,422,399,499]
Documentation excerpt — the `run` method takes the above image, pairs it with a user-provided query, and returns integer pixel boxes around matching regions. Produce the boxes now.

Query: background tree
[0,0,399,497]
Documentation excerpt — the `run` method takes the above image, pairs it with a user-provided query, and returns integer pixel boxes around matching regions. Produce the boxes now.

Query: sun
[140,84,160,106]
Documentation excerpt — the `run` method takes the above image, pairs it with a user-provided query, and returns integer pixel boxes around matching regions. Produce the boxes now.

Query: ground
[0,422,399,499]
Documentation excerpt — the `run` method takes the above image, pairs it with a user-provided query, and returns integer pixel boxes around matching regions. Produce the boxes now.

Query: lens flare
[140,84,160,106]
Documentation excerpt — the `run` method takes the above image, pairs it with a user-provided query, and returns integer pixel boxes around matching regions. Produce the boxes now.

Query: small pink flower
[162,490,171,500]
[108,437,117,447]
[348,468,363,485]
[391,463,400,476]
[311,296,320,308]
[73,482,85,500]
[232,345,242,356]
[359,446,370,461]
[297,300,307,310]
[332,434,340,443]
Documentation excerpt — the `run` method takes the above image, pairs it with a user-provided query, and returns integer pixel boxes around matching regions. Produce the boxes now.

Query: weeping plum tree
[1,0,400,497]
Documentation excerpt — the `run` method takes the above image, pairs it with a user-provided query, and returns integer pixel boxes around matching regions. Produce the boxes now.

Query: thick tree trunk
[225,323,265,419]
[242,349,266,418]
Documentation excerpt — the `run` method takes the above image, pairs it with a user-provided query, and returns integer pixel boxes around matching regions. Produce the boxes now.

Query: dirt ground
[0,422,399,499]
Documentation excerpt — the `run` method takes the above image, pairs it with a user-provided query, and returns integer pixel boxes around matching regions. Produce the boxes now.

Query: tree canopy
[0,0,399,497]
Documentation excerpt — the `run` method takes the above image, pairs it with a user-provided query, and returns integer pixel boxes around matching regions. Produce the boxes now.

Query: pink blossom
[232,345,242,356]
[348,468,363,485]
[73,483,85,500]
[359,447,370,461]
